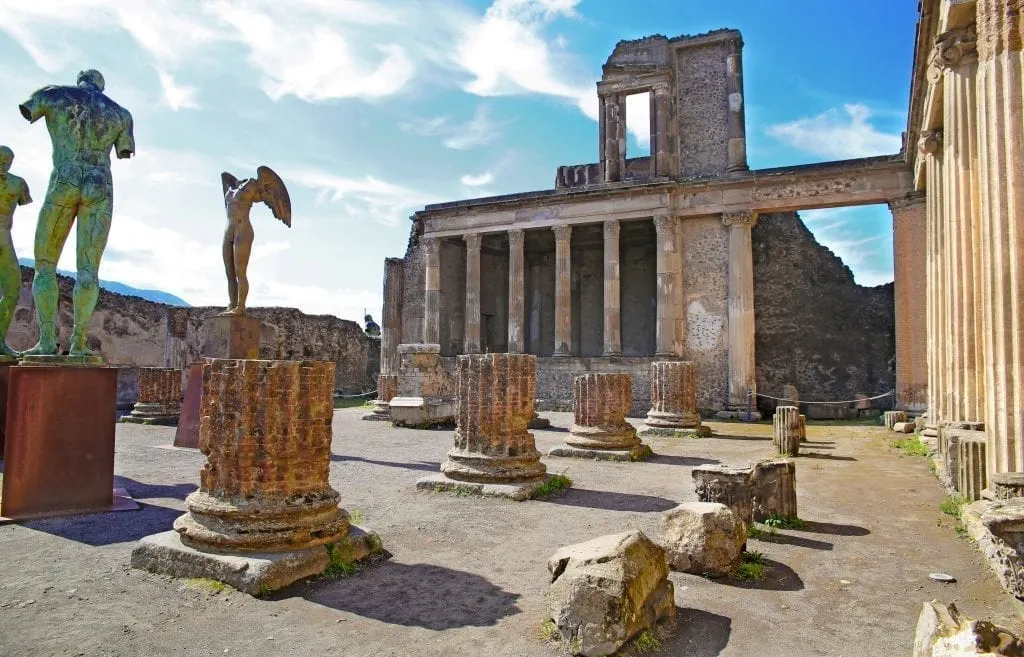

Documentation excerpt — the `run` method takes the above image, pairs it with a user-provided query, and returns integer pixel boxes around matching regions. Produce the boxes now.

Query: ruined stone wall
[401,231,427,346]
[438,239,466,356]
[752,212,895,412]
[680,216,730,410]
[535,357,654,417]
[674,38,733,177]
[165,306,377,394]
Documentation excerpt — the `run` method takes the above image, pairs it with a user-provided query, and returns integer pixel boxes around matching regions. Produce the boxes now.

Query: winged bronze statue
[219,166,291,316]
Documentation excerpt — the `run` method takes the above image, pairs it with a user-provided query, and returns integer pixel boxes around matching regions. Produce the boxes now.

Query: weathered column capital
[603,219,620,240]
[463,233,482,250]
[919,129,944,155]
[928,24,978,81]
[721,210,757,228]
[887,191,927,212]
[423,235,440,256]
[508,228,524,248]
[552,224,572,243]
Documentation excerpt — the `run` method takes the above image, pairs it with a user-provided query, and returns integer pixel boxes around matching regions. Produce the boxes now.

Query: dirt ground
[0,409,1020,657]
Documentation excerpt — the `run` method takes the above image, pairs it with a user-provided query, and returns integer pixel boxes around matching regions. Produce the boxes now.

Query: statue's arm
[17,179,31,206]
[18,87,53,123]
[115,112,135,160]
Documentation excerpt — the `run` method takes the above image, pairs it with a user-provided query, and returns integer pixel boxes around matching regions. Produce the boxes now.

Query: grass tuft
[762,515,807,530]
[630,629,662,654]
[530,474,573,499]
[747,523,775,541]
[323,544,362,579]
[730,551,767,581]
[893,435,929,457]
[629,445,654,462]
[534,619,560,643]
[185,578,232,594]
[348,509,365,525]
[940,494,969,518]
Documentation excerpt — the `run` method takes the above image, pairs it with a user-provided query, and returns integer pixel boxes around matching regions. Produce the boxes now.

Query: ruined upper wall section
[604,30,742,69]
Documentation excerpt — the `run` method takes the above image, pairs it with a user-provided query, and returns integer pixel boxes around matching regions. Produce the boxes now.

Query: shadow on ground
[661,608,732,656]
[115,476,196,501]
[544,488,678,512]
[717,558,804,591]
[647,454,720,467]
[302,561,521,629]
[752,532,834,551]
[802,520,870,536]
[17,501,180,547]
[332,455,441,473]
[799,452,857,461]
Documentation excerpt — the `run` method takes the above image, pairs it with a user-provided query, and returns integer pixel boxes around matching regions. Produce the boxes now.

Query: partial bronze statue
[0,146,32,358]
[18,69,135,359]
[220,166,291,316]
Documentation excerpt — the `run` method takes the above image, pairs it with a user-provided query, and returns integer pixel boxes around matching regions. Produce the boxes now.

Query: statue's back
[28,85,132,167]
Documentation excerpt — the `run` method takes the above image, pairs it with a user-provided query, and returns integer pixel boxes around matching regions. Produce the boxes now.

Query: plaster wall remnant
[381,28,914,416]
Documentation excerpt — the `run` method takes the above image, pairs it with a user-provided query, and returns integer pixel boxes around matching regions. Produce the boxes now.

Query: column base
[528,412,551,430]
[361,401,391,421]
[548,443,652,462]
[645,409,702,428]
[639,425,713,438]
[121,402,181,426]
[416,472,555,501]
[130,525,383,596]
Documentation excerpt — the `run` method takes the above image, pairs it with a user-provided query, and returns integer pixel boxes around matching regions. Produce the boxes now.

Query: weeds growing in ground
[630,629,662,654]
[530,474,572,499]
[893,435,929,457]
[940,495,968,517]
[185,578,232,594]
[762,515,807,530]
[348,509,365,525]
[534,619,559,643]
[323,544,362,579]
[747,523,776,540]
[629,445,654,462]
[730,551,767,581]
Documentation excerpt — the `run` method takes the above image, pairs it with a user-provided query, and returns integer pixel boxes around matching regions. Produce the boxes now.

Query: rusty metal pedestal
[0,364,137,522]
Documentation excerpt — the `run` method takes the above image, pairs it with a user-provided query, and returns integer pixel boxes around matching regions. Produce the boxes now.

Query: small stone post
[692,466,753,525]
[773,406,801,456]
[122,367,182,425]
[418,353,552,500]
[550,373,648,461]
[751,460,798,522]
[798,414,807,441]
[884,410,908,431]
[131,359,381,595]
[643,361,708,437]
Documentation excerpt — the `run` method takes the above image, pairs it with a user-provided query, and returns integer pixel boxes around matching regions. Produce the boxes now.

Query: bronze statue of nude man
[18,69,134,358]
[0,146,32,358]
[220,166,291,316]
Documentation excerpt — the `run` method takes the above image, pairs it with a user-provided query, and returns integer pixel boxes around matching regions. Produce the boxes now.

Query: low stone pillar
[991,473,1024,500]
[122,367,182,425]
[643,361,708,437]
[958,431,988,501]
[752,459,797,522]
[773,406,801,456]
[550,373,648,461]
[362,374,398,421]
[131,359,381,595]
[854,393,871,411]
[389,344,456,427]
[798,414,807,442]
[692,466,753,525]
[884,410,908,431]
[417,354,552,500]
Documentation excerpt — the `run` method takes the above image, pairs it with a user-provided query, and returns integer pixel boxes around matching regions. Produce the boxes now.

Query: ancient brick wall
[752,212,895,413]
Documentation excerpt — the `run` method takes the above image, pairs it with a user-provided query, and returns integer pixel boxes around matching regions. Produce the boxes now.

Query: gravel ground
[0,409,1020,657]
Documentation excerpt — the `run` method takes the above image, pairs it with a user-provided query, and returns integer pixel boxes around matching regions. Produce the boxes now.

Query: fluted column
[603,220,622,356]
[977,0,1024,476]
[464,233,482,354]
[725,45,749,173]
[650,86,675,177]
[723,211,758,409]
[601,94,626,183]
[653,215,680,357]
[888,193,928,411]
[553,225,572,356]
[922,131,946,425]
[423,237,441,345]
[380,258,404,376]
[507,229,525,354]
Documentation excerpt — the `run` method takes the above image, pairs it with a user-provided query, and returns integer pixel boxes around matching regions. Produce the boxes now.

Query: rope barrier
[334,390,378,399]
[754,390,895,405]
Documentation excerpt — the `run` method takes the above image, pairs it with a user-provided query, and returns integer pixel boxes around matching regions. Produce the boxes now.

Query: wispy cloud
[799,207,893,286]
[289,168,440,227]
[443,105,506,150]
[766,104,902,159]
[460,171,494,186]
[155,68,199,111]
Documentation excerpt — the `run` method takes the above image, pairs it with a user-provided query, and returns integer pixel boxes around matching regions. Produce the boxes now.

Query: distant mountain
[18,258,191,307]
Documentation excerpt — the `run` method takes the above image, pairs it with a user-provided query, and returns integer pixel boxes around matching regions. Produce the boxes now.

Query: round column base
[440,447,546,484]
[567,423,641,450]
[645,409,701,429]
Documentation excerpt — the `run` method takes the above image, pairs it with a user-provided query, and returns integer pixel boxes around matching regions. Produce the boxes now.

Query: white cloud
[443,105,504,150]
[625,92,651,151]
[798,207,893,286]
[289,168,440,227]
[400,116,449,137]
[460,171,494,186]
[155,68,199,111]
[766,104,902,159]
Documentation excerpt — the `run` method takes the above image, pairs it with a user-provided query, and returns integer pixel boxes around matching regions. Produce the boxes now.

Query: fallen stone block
[893,421,916,433]
[962,498,1024,601]
[884,410,908,430]
[660,502,745,576]
[913,600,1024,656]
[545,530,675,657]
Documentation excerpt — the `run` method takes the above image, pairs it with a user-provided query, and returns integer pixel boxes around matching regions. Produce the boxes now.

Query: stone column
[601,94,626,183]
[603,220,622,356]
[888,194,928,411]
[380,257,404,376]
[508,229,525,354]
[419,354,550,500]
[364,373,399,421]
[921,129,944,432]
[122,367,182,425]
[550,373,646,461]
[653,215,680,357]
[722,210,758,414]
[650,86,675,177]
[976,0,1024,477]
[464,233,482,354]
[773,406,801,457]
[553,225,572,357]
[643,361,707,436]
[725,46,749,173]
[423,237,441,345]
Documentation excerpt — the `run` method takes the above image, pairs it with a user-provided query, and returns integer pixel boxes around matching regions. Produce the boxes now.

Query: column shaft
[723,211,757,408]
[654,215,680,357]
[508,229,525,354]
[553,225,572,356]
[603,220,622,356]
[423,237,441,345]
[725,49,749,172]
[381,258,404,376]
[889,194,928,411]
[464,234,482,354]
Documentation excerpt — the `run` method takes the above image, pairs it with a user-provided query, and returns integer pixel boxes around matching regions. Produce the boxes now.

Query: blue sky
[0,0,916,322]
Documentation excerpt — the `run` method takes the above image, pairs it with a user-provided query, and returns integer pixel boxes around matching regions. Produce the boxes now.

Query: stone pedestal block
[660,502,746,576]
[958,432,988,501]
[884,410,908,430]
[644,361,704,435]
[390,344,455,427]
[122,367,182,425]
[550,373,647,461]
[692,466,754,525]
[173,363,203,448]
[992,473,1024,500]
[773,406,801,456]
[201,315,261,359]
[1,365,137,520]
[751,459,797,522]
[418,353,550,500]
[362,374,398,421]
[133,359,381,594]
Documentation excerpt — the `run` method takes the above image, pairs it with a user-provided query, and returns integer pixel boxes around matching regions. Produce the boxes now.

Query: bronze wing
[256,165,292,227]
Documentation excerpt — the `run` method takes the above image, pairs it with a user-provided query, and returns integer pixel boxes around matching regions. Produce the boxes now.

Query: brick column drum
[132,359,382,595]
[549,373,649,461]
[418,354,553,500]
[123,367,182,425]
[643,361,708,437]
